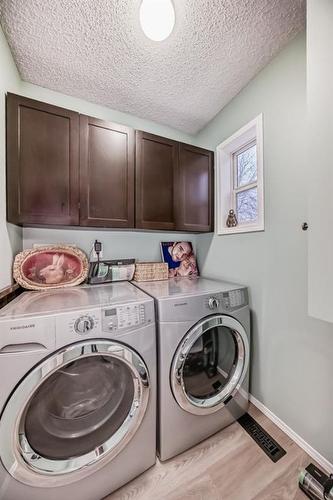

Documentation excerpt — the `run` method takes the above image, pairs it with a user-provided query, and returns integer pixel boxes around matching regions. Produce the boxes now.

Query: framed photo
[13,245,89,290]
[161,241,199,278]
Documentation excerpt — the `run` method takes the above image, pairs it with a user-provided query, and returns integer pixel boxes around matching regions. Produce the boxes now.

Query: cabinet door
[80,116,134,228]
[136,132,178,230]
[6,93,79,226]
[177,144,214,232]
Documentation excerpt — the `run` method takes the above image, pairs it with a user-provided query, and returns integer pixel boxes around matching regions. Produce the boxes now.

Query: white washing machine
[134,277,251,461]
[0,282,156,500]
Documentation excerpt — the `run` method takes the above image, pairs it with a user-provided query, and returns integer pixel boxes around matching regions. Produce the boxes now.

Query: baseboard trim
[249,394,333,474]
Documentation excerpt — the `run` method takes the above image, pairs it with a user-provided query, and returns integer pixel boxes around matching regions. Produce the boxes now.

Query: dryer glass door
[171,315,249,415]
[0,340,150,487]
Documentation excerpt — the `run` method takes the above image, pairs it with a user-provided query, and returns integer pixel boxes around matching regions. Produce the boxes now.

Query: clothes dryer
[134,277,250,461]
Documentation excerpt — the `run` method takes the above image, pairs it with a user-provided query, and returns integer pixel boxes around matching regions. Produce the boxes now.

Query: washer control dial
[74,315,94,334]
[208,297,220,310]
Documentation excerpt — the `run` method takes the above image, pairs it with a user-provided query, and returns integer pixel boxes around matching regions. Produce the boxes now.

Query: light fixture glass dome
[139,0,175,42]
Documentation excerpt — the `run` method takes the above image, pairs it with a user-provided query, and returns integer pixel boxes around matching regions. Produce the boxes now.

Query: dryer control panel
[203,289,247,312]
[221,289,247,310]
[102,302,149,333]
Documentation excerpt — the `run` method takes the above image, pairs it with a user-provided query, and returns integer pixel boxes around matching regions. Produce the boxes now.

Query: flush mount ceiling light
[139,0,175,42]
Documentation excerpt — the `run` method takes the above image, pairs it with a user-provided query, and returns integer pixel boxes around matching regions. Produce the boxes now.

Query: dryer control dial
[208,297,219,310]
[74,316,94,334]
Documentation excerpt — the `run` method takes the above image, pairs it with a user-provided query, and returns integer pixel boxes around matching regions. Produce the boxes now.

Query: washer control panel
[67,311,99,336]
[74,315,95,334]
[102,302,147,333]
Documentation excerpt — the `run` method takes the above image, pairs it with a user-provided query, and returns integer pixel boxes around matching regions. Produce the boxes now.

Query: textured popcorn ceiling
[0,0,305,134]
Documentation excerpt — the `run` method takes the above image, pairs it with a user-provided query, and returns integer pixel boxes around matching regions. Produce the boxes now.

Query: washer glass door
[171,315,249,415]
[25,355,134,459]
[0,340,150,487]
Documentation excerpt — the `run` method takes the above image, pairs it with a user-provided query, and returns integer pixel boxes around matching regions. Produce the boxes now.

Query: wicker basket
[133,262,168,282]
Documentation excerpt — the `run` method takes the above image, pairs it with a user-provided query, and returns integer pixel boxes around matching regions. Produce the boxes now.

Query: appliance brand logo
[10,324,35,330]
[174,302,188,307]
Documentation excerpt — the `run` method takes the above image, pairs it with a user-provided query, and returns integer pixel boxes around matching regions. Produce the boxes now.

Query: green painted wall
[196,32,333,464]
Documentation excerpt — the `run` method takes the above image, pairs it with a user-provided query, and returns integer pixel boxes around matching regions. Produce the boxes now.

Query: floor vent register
[238,413,287,463]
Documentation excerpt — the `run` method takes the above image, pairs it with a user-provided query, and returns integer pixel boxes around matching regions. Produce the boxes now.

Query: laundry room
[0,1,332,499]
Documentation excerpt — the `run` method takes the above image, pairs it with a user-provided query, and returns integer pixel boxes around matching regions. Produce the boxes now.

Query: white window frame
[216,114,264,235]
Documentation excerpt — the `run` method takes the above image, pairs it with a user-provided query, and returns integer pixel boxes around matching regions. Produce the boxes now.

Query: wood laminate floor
[106,404,313,500]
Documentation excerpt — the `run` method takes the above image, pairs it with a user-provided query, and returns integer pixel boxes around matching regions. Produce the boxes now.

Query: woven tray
[133,262,168,282]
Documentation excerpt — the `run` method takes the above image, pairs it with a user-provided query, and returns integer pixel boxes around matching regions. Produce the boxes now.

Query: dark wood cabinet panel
[6,94,214,232]
[79,116,134,228]
[177,144,214,232]
[136,131,178,230]
[6,93,79,225]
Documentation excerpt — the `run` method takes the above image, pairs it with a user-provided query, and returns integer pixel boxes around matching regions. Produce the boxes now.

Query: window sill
[216,223,264,235]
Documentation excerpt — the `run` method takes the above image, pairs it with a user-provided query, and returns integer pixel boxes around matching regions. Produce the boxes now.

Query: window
[216,114,264,234]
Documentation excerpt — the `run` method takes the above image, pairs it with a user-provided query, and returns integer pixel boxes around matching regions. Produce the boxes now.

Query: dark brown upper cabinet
[6,93,80,226]
[136,131,178,231]
[177,143,214,232]
[79,115,134,228]
[136,132,214,232]
[6,94,214,232]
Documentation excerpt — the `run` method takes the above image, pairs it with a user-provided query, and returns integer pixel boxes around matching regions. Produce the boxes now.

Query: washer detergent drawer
[0,317,56,353]
[0,318,55,413]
